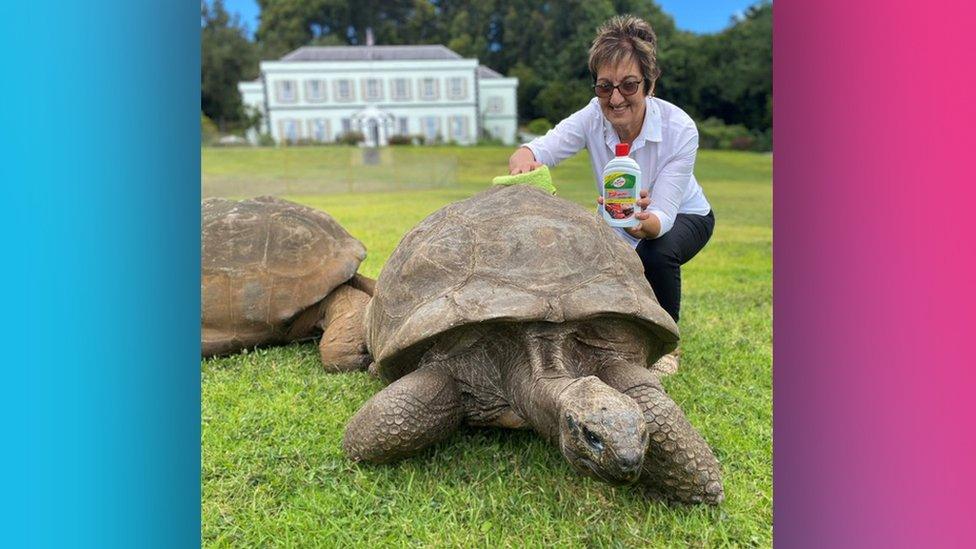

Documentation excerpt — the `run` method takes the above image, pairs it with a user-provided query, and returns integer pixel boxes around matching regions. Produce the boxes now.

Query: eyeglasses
[593,79,644,98]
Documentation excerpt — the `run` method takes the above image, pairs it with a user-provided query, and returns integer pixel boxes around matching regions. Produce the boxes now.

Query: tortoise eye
[583,427,604,451]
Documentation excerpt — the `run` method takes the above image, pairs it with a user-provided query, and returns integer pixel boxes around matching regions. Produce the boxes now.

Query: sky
[221,0,762,38]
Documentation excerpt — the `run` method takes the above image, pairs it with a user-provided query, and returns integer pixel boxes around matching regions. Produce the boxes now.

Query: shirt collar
[602,96,662,151]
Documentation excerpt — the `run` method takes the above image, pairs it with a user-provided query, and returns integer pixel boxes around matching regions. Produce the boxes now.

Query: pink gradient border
[774,1,976,546]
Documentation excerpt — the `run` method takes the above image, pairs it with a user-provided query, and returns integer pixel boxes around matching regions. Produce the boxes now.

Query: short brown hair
[588,15,660,95]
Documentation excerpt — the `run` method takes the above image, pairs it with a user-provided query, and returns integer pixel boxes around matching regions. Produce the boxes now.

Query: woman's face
[595,57,648,133]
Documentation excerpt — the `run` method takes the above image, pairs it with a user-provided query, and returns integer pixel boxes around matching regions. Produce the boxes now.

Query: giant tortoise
[201,196,373,371]
[343,185,723,504]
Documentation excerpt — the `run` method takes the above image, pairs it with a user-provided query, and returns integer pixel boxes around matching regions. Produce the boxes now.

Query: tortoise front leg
[597,362,724,505]
[343,367,462,463]
[317,284,371,372]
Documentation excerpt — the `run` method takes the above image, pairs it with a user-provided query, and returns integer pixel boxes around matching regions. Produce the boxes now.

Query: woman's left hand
[626,190,660,239]
[596,189,660,238]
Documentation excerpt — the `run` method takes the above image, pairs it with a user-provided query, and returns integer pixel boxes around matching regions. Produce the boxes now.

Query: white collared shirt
[526,96,711,246]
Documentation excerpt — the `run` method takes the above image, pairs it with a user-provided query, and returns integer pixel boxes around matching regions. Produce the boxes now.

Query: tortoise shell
[366,185,678,382]
[201,196,366,356]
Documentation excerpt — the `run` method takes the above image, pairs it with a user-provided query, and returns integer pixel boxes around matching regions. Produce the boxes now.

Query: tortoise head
[557,376,648,484]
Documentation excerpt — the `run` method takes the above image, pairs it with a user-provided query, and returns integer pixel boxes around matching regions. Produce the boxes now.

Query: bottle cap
[615,143,630,156]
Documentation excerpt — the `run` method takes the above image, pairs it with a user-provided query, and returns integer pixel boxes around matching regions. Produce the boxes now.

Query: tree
[201,0,258,131]
[655,30,707,121]
[691,1,772,130]
[256,0,419,58]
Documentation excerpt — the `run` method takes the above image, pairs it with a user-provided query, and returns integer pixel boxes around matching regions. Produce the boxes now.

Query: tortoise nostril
[619,453,642,471]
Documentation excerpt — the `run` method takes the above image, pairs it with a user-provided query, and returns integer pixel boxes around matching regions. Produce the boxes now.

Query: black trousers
[635,211,715,322]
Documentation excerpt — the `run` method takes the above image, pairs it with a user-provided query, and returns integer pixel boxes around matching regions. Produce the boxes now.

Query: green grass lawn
[202,146,772,547]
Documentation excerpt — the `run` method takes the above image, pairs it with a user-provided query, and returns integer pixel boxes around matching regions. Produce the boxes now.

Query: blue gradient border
[0,2,199,547]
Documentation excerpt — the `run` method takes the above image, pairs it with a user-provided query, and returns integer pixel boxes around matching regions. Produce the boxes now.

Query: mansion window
[278,119,301,143]
[308,119,330,141]
[392,78,411,101]
[275,80,297,103]
[448,116,469,141]
[419,77,439,100]
[397,117,409,135]
[486,96,503,114]
[362,78,384,101]
[447,77,467,100]
[421,116,441,142]
[335,79,355,102]
[305,80,326,102]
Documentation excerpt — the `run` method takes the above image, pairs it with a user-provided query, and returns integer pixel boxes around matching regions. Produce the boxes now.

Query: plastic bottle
[601,143,641,228]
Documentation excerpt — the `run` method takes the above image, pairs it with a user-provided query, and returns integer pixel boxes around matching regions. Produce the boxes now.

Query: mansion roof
[266,45,509,80]
[476,65,503,79]
[280,45,463,62]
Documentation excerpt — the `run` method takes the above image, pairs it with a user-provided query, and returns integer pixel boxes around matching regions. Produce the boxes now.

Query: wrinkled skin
[558,377,648,484]
[344,319,724,504]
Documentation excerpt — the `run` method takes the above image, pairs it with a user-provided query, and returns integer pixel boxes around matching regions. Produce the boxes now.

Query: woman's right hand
[508,147,543,175]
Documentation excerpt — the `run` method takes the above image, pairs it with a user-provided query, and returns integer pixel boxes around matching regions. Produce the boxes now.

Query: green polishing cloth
[491,165,556,195]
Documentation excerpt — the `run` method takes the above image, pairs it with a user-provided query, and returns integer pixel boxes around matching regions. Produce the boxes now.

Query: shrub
[476,136,504,146]
[753,128,772,152]
[476,131,504,146]
[336,131,365,145]
[421,133,444,145]
[388,134,416,146]
[526,118,553,136]
[282,138,329,147]
[257,133,276,147]
[698,117,752,150]
[201,113,219,145]
[730,135,757,151]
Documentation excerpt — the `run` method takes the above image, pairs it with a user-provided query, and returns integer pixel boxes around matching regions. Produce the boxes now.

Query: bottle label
[603,172,637,220]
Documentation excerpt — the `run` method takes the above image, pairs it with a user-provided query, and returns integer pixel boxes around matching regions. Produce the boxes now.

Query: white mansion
[238,45,519,146]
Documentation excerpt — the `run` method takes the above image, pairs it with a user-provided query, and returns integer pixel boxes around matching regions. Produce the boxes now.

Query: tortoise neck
[505,324,577,442]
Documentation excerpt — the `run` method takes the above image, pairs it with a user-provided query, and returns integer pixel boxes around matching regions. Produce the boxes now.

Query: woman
[508,15,714,373]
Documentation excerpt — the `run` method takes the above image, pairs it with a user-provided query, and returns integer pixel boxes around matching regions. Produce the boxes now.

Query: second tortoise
[201,196,373,371]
